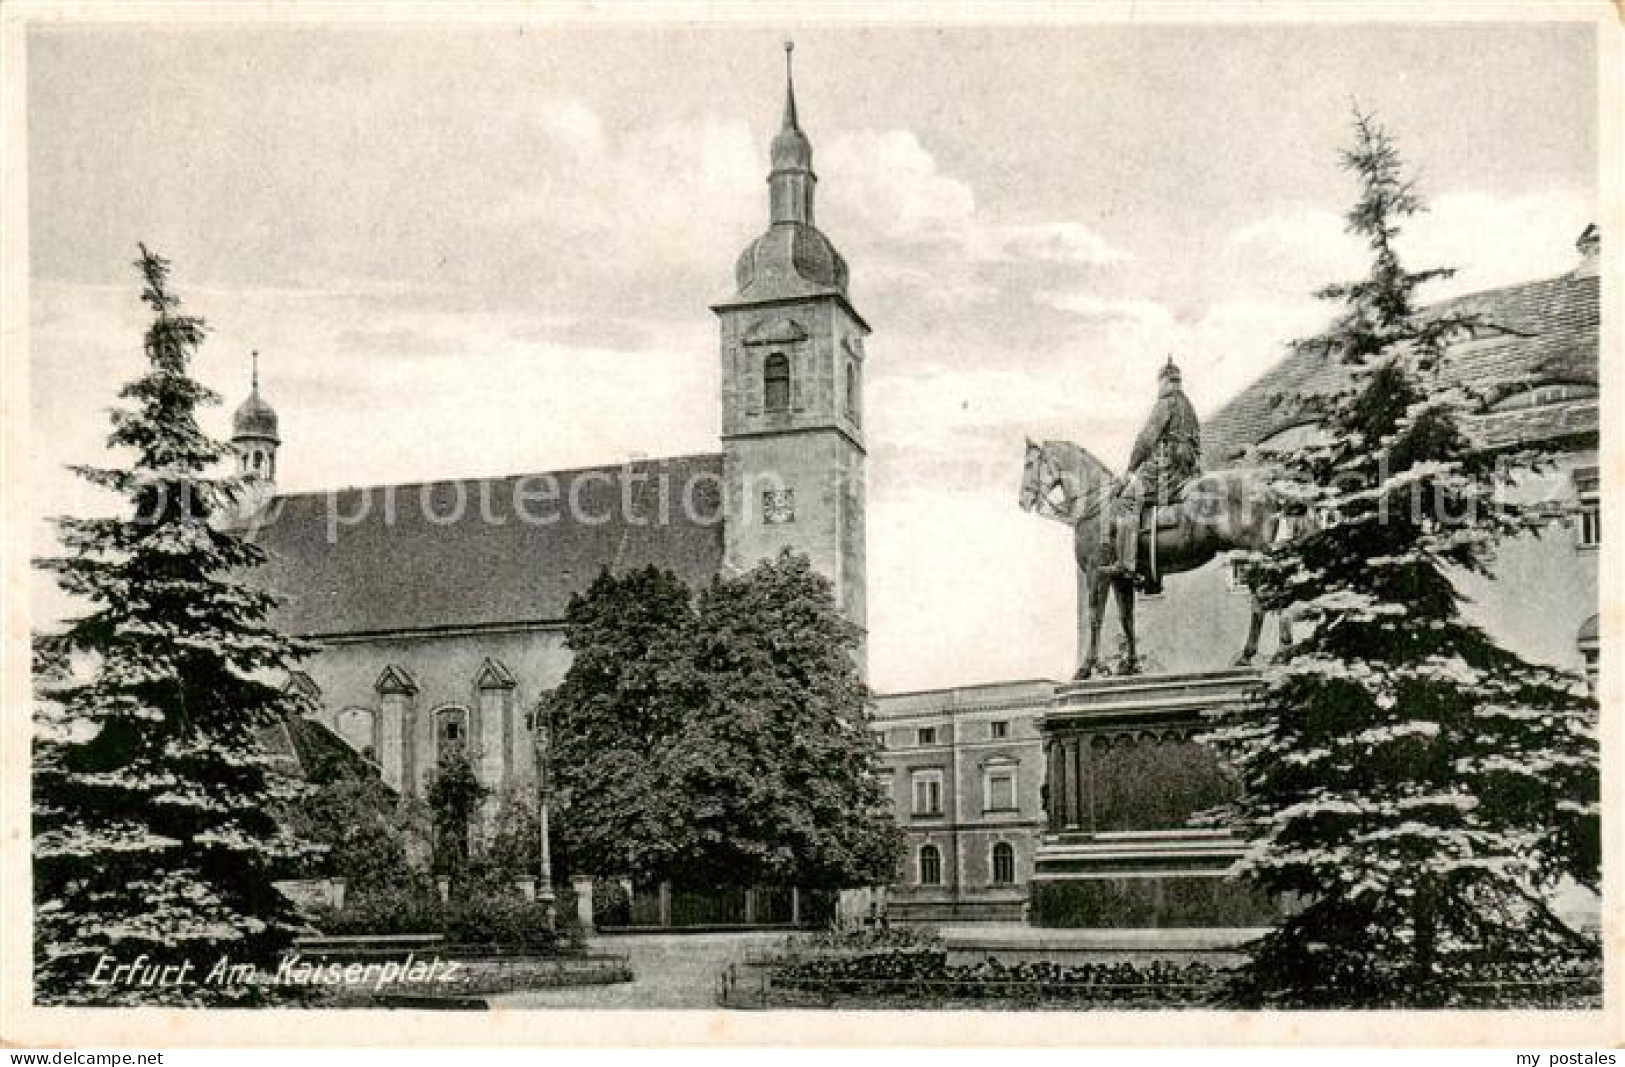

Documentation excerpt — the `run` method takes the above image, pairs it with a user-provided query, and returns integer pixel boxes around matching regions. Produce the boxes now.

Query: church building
[236,51,869,802]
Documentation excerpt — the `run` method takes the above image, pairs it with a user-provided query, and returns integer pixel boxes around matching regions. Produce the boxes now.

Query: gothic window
[764,353,791,413]
[1574,467,1600,548]
[918,844,942,886]
[911,769,943,817]
[435,706,470,760]
[991,841,1016,885]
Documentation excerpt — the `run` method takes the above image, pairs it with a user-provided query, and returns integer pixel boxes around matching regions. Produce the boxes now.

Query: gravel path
[488,930,791,1009]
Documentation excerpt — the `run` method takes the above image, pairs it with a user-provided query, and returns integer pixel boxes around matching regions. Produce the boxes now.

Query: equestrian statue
[1019,358,1299,679]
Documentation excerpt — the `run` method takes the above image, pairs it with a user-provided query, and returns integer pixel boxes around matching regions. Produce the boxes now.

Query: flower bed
[769,948,1219,1007]
[757,947,1602,1010]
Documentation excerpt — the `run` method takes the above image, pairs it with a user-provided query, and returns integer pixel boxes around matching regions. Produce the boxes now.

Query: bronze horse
[1019,438,1297,679]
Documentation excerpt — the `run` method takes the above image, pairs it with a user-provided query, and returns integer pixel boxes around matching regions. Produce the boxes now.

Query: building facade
[875,229,1600,924]
[1128,228,1601,683]
[871,682,1054,922]
[236,55,870,803]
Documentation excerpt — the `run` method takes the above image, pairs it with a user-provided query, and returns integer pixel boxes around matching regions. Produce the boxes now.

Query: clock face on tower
[763,488,796,525]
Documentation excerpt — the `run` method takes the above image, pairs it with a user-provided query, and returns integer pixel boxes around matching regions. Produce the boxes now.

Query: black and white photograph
[2,0,1617,1049]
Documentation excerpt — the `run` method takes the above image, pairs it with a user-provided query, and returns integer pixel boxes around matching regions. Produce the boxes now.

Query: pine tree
[33,247,316,1005]
[1201,114,1599,1008]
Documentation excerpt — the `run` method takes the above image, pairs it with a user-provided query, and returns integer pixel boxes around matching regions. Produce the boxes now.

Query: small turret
[232,351,280,486]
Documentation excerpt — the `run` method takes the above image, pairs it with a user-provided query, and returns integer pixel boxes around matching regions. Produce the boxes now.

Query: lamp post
[533,698,557,929]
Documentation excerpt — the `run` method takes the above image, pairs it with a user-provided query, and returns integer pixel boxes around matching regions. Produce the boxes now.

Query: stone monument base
[1030,670,1285,929]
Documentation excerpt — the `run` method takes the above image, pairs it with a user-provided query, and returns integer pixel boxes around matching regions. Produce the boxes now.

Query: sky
[26,19,1598,692]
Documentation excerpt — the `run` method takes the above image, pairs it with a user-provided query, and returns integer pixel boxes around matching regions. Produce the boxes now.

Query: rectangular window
[916,727,937,746]
[872,729,887,750]
[911,770,943,817]
[1582,648,1599,693]
[1575,468,1600,548]
[989,720,1008,740]
[983,768,1017,812]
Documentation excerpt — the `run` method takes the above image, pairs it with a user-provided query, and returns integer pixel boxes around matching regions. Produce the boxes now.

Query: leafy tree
[1201,113,1599,1007]
[547,565,699,882]
[551,553,901,892]
[32,247,316,1005]
[285,775,424,893]
[478,783,543,879]
[425,750,487,878]
[678,551,901,889]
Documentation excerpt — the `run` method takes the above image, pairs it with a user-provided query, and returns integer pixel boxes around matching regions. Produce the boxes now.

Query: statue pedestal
[1030,669,1281,928]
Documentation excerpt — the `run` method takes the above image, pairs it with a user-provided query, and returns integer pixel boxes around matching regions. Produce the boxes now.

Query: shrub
[309,886,441,937]
[592,878,632,927]
[307,882,583,954]
[771,947,1220,1005]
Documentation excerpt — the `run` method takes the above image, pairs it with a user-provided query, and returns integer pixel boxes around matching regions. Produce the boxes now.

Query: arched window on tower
[764,353,791,413]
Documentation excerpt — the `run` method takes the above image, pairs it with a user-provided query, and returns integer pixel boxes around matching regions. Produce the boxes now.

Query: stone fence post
[571,874,595,932]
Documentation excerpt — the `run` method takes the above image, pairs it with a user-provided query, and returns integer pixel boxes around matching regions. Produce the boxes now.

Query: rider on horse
[1101,357,1201,595]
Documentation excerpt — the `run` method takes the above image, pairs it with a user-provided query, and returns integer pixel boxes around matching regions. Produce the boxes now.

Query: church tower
[713,43,869,653]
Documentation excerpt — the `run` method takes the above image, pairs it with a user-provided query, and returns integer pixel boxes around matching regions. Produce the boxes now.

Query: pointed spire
[782,39,799,132]
[768,40,815,225]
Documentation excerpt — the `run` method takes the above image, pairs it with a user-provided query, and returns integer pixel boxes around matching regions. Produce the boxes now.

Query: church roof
[731,223,850,303]
[720,41,854,311]
[233,388,280,443]
[233,353,280,442]
[1202,262,1599,467]
[258,714,387,786]
[244,453,726,638]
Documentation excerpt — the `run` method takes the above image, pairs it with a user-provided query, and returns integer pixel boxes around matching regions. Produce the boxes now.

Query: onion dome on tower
[729,40,850,303]
[232,351,280,484]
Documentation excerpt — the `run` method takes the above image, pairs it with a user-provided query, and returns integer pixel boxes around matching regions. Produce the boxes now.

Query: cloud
[820,128,1122,268]
[1404,189,1593,296]
[497,101,760,278]
[1219,187,1592,302]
